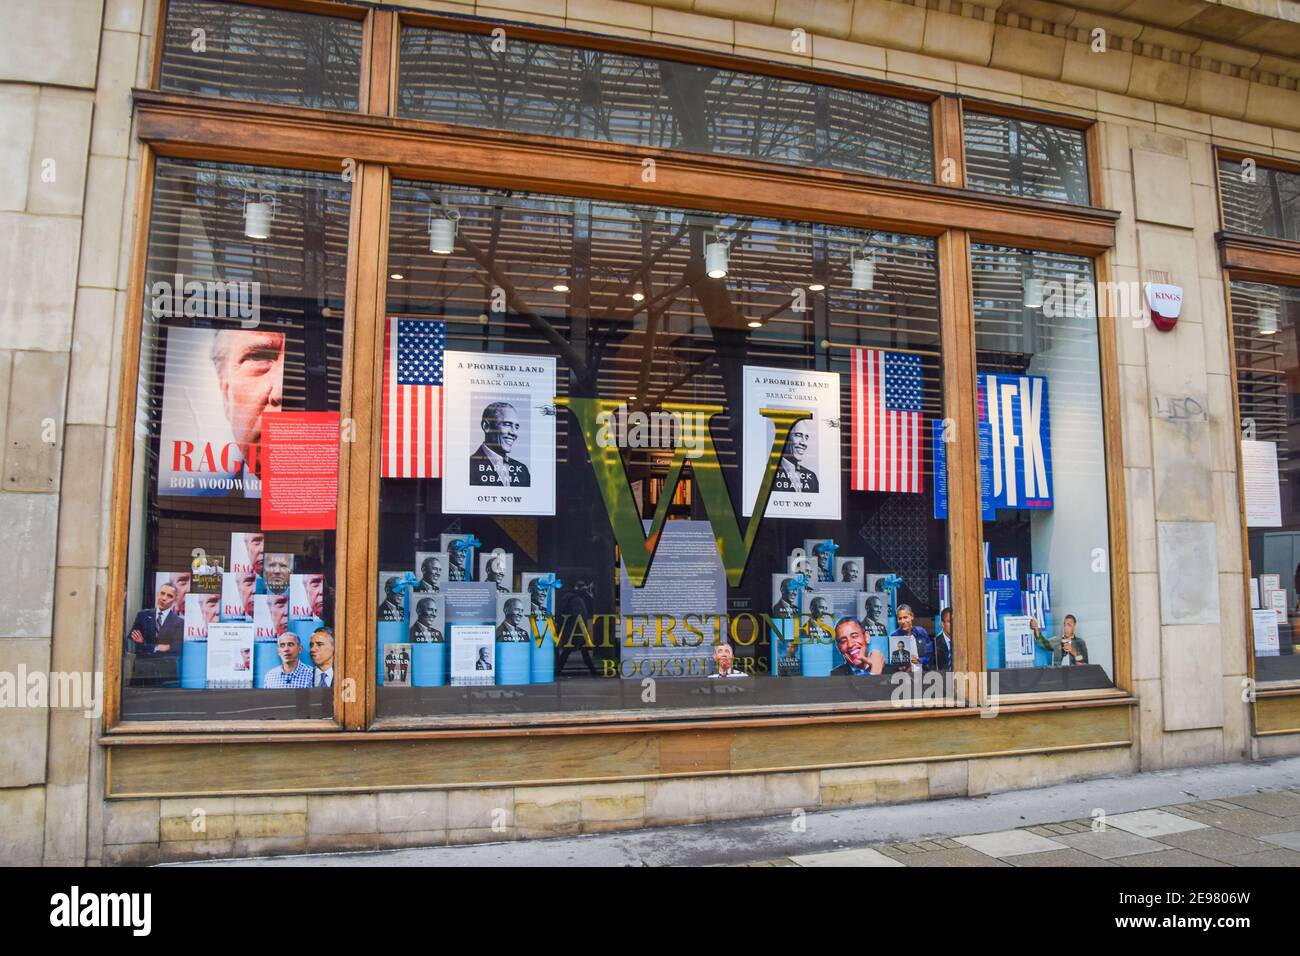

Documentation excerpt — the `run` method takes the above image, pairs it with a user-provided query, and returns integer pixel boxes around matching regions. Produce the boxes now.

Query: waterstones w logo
[560,398,809,587]
[50,887,152,936]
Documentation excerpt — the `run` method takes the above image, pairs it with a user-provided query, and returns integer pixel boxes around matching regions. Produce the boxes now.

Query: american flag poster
[850,348,924,494]
[382,317,445,479]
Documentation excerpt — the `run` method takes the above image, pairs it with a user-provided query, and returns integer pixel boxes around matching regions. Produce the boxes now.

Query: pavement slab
[1220,791,1300,817]
[1054,829,1171,860]
[790,847,903,867]
[1106,809,1208,838]
[955,829,1067,858]
[1223,848,1300,866]
[1152,827,1278,863]
[896,847,1010,867]
[1258,830,1300,851]
[1114,849,1232,868]
[1009,848,1117,867]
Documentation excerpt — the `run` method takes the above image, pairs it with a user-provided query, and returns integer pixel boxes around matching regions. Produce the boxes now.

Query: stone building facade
[1,0,1298,864]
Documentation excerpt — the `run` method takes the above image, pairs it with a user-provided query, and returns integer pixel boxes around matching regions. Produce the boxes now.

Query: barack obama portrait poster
[441,351,557,517]
[741,365,841,522]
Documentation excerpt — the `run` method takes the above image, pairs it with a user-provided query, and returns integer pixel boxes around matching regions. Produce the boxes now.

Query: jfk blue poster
[978,373,1053,511]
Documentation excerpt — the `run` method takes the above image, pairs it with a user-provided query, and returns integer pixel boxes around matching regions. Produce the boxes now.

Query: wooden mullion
[934,93,966,189]
[362,8,396,116]
[1095,250,1132,693]
[102,147,158,732]
[1221,280,1261,729]
[1086,121,1105,209]
[937,230,982,694]
[149,0,169,89]
[1222,280,1263,738]
[338,161,388,730]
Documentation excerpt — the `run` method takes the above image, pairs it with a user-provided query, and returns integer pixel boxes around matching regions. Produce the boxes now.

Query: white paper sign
[1002,614,1036,669]
[442,352,556,516]
[1242,440,1282,527]
[1253,608,1281,656]
[1251,577,1260,610]
[741,366,841,521]
[1270,588,1288,624]
[450,624,495,686]
[207,623,255,687]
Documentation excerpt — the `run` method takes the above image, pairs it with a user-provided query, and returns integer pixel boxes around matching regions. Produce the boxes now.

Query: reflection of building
[17,0,1300,865]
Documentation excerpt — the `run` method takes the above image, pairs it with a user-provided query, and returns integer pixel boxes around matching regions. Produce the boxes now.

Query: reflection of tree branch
[648,352,718,407]
[455,231,589,382]
[591,221,689,324]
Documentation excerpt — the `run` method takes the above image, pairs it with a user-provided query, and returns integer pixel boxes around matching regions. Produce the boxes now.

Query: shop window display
[118,159,349,720]
[971,244,1116,693]
[1232,280,1300,681]
[376,181,952,718]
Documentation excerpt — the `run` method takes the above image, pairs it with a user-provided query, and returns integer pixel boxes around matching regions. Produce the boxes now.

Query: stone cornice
[591,0,1300,132]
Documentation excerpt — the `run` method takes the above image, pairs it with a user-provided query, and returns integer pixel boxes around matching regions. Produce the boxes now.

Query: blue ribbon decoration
[449,534,482,554]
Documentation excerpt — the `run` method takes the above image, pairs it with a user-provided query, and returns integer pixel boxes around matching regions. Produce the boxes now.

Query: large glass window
[972,245,1115,693]
[118,158,349,720]
[160,0,364,111]
[963,112,1089,206]
[397,26,934,183]
[1232,280,1300,681]
[375,182,951,719]
[1219,158,1300,241]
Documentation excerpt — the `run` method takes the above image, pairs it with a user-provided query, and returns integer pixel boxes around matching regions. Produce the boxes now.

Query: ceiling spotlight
[1023,276,1044,310]
[747,320,763,329]
[851,246,875,292]
[244,193,274,240]
[390,273,404,280]
[553,282,570,293]
[632,291,645,302]
[808,282,825,292]
[1259,304,1279,335]
[429,204,459,255]
[705,234,729,280]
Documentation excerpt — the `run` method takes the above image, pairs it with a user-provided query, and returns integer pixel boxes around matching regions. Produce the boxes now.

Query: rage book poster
[441,352,556,517]
[741,366,841,521]
[157,327,285,499]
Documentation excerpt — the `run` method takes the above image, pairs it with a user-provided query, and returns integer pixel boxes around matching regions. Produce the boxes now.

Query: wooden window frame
[1215,149,1300,729]
[957,97,1100,210]
[103,1,1130,739]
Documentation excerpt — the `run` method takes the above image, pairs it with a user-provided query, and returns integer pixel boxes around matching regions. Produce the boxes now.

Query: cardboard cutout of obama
[158,327,285,498]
